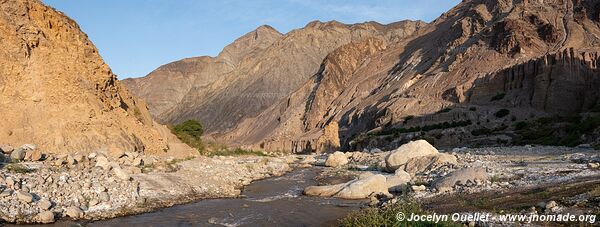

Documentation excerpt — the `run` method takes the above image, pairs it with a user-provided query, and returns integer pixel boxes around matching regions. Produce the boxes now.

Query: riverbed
[11,167,364,227]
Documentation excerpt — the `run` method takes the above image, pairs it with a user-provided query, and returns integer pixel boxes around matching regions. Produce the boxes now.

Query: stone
[386,170,412,192]
[10,147,26,161]
[588,163,599,169]
[38,199,52,210]
[545,201,558,210]
[411,185,427,192]
[73,154,85,163]
[16,191,33,203]
[385,140,439,172]
[108,146,126,159]
[21,144,37,150]
[29,149,43,161]
[403,153,458,175]
[65,206,83,218]
[112,166,132,181]
[89,199,99,207]
[304,174,390,199]
[66,155,77,165]
[300,156,316,164]
[132,157,143,166]
[0,189,12,198]
[36,211,55,224]
[0,144,14,154]
[95,156,112,170]
[433,167,489,192]
[325,151,348,167]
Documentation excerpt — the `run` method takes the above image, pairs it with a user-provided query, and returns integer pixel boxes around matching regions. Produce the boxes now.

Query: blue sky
[42,0,460,79]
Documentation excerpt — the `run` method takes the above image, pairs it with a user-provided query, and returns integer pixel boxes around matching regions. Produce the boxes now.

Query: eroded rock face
[0,0,192,156]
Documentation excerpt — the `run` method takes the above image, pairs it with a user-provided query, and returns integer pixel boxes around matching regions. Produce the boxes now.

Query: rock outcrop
[0,0,194,156]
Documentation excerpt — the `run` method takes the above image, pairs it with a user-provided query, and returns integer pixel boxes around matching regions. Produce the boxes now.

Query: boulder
[95,156,112,170]
[411,185,427,192]
[112,166,132,181]
[300,156,316,164]
[403,153,457,175]
[0,144,14,154]
[325,151,348,167]
[433,167,489,192]
[29,149,43,161]
[64,206,83,218]
[38,199,52,210]
[36,211,55,224]
[10,148,26,161]
[385,140,438,172]
[386,170,412,192]
[16,191,33,203]
[304,174,390,199]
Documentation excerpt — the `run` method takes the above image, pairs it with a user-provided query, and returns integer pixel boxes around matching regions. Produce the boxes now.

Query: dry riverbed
[0,146,294,224]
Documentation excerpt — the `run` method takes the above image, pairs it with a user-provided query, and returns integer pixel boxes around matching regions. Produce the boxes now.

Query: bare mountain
[220,0,600,152]
[125,20,426,133]
[0,0,194,156]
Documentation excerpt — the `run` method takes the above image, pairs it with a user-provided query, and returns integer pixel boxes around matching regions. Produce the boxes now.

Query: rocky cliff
[0,0,194,156]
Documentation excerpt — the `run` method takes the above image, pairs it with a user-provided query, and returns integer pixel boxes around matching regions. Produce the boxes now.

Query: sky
[42,0,460,79]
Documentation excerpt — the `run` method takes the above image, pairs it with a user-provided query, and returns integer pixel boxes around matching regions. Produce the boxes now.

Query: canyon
[127,0,600,153]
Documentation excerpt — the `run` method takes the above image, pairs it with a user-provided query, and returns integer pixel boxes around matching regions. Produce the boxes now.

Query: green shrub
[209,148,267,157]
[471,127,492,136]
[340,200,460,227]
[403,115,415,122]
[491,93,506,101]
[495,109,510,118]
[170,120,204,152]
[514,121,527,130]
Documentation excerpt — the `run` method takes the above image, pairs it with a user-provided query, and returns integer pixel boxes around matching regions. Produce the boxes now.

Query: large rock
[325,151,348,167]
[386,170,412,192]
[385,140,439,172]
[38,199,52,210]
[36,211,55,224]
[16,191,33,203]
[95,156,112,170]
[10,148,26,161]
[112,166,132,181]
[433,167,489,192]
[403,153,457,175]
[0,144,14,154]
[304,174,390,199]
[64,206,83,218]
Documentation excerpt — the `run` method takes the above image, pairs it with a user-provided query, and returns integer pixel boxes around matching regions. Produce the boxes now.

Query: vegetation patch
[370,120,472,137]
[513,114,600,147]
[490,93,506,101]
[494,109,510,118]
[437,108,452,113]
[340,200,460,227]
[170,119,204,152]
[208,148,268,157]
[5,163,35,173]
